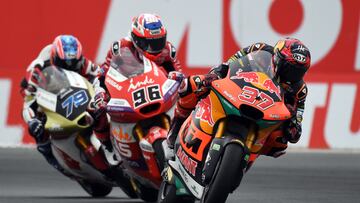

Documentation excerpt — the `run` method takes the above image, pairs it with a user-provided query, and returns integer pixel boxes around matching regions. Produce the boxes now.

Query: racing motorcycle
[103,47,180,202]
[35,65,136,197]
[158,50,292,203]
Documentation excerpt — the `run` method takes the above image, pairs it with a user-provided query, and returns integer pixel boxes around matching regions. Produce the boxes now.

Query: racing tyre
[201,144,245,203]
[136,183,159,203]
[157,180,195,203]
[153,139,166,171]
[111,168,138,198]
[77,180,112,197]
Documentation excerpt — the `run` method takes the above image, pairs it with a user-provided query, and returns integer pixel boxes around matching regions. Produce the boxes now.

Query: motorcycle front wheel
[157,180,195,203]
[201,144,245,203]
[135,181,159,203]
[77,180,112,197]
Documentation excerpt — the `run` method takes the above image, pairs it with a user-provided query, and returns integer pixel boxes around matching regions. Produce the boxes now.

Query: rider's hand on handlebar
[28,119,45,142]
[285,117,302,143]
[88,89,109,120]
[168,71,185,82]
[194,73,219,94]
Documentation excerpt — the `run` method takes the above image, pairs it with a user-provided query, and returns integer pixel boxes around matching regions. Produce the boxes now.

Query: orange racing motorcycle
[158,50,291,203]
[103,47,180,202]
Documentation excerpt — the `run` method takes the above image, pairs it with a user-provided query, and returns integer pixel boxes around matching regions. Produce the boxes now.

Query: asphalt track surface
[0,148,359,203]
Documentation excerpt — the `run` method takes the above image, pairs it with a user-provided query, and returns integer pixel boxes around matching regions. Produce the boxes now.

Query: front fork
[76,135,109,171]
[134,115,170,183]
[201,120,253,190]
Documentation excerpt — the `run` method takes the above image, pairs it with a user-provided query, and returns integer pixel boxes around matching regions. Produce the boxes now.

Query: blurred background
[0,0,359,149]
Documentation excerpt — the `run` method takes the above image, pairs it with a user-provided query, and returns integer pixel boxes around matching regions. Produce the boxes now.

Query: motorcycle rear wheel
[108,167,138,198]
[201,144,245,203]
[77,180,112,197]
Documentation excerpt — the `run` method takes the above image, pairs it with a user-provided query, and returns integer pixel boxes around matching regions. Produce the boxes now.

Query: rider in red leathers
[165,38,311,159]
[21,35,99,175]
[89,13,183,152]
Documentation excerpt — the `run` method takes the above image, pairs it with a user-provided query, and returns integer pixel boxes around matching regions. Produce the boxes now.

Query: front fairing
[105,47,179,122]
[36,66,94,138]
[213,51,290,122]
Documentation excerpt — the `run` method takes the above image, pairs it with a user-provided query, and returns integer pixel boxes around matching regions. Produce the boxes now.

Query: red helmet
[272,38,311,83]
[51,35,83,72]
[130,13,167,55]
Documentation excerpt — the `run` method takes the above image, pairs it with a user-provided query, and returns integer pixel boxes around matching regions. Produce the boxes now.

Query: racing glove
[168,71,185,83]
[284,109,303,143]
[88,87,109,120]
[193,73,219,95]
[28,119,45,142]
[285,118,302,143]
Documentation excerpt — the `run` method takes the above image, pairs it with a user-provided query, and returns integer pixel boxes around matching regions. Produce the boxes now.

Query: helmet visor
[278,62,307,83]
[53,55,81,72]
[132,32,167,54]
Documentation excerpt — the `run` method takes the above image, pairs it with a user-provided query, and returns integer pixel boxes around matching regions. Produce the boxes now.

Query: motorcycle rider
[88,13,183,153]
[21,35,99,175]
[165,37,311,159]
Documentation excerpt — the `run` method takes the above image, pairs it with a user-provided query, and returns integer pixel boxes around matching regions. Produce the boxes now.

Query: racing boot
[260,130,288,158]
[37,141,75,179]
[163,115,187,160]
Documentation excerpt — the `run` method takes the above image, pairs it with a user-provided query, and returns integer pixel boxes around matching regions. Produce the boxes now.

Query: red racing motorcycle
[103,47,180,202]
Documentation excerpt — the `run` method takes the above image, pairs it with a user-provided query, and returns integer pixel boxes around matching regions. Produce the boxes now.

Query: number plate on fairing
[56,87,90,120]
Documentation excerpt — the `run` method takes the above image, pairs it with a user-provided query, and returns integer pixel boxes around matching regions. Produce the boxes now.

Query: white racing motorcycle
[34,65,136,197]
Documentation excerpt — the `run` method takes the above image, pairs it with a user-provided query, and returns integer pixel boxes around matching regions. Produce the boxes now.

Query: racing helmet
[130,13,167,55]
[272,38,311,83]
[51,35,83,72]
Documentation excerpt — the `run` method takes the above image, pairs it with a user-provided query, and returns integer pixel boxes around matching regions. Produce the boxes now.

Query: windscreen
[110,47,144,78]
[228,51,275,79]
[227,50,282,102]
[37,66,71,94]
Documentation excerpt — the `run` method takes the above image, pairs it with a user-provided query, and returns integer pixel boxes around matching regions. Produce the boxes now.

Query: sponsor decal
[153,65,159,76]
[128,76,155,92]
[293,53,306,63]
[263,79,281,99]
[112,41,120,55]
[49,123,64,132]
[177,147,198,177]
[177,160,189,183]
[105,77,122,91]
[223,90,237,103]
[232,71,281,96]
[212,143,221,151]
[37,90,57,106]
[111,126,135,143]
[191,185,199,195]
[195,102,215,126]
[232,71,281,100]
[269,114,280,119]
[231,71,259,83]
[59,88,73,99]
